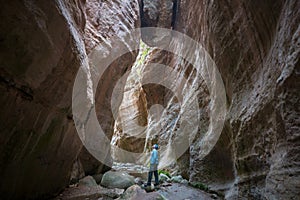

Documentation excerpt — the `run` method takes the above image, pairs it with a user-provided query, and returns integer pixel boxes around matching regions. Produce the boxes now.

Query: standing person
[146,144,159,187]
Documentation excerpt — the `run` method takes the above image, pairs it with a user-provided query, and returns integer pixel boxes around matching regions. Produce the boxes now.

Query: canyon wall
[115,0,300,199]
[0,0,139,199]
[0,1,85,198]
[174,1,300,199]
[0,0,299,199]
[78,0,140,177]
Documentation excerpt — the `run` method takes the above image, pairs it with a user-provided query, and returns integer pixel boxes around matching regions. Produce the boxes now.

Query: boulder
[170,175,183,183]
[78,176,97,187]
[101,171,135,189]
[134,177,143,185]
[55,185,124,200]
[143,184,155,193]
[180,179,189,185]
[117,185,164,200]
[159,173,170,183]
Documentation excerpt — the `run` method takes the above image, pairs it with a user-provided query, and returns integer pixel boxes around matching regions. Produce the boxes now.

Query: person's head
[153,144,159,150]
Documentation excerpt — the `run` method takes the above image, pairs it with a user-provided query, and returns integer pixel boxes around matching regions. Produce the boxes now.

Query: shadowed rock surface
[55,184,124,200]
[0,0,139,199]
[0,0,299,199]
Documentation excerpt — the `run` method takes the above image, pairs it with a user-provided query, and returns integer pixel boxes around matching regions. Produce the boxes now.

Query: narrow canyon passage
[0,0,299,200]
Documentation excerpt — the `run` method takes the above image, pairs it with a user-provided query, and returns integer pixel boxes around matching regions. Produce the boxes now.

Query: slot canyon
[0,0,299,199]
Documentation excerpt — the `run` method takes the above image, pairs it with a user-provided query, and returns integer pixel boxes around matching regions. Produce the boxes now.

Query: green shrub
[158,169,171,178]
[189,182,209,191]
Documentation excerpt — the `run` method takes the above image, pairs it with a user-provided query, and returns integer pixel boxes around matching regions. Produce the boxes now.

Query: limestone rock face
[78,0,140,169]
[70,159,85,184]
[78,146,110,176]
[0,1,85,199]
[140,0,174,46]
[0,0,139,199]
[113,0,300,199]
[111,44,150,163]
[174,1,300,199]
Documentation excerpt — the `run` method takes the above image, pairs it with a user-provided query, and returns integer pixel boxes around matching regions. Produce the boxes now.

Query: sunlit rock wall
[77,0,140,177]
[174,1,299,199]
[114,0,300,199]
[111,44,150,163]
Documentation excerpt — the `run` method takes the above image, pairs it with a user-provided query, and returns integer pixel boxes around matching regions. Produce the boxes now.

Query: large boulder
[55,185,124,200]
[78,176,97,187]
[117,185,164,200]
[159,173,170,183]
[101,171,135,189]
[170,175,183,183]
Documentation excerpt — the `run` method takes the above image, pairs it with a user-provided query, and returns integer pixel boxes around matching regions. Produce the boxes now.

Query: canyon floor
[55,163,220,200]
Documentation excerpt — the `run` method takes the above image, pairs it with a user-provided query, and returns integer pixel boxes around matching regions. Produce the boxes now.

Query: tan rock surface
[0,0,139,199]
[175,1,300,199]
[113,0,300,199]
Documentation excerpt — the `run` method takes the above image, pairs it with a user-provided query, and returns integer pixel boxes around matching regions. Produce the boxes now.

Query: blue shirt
[150,149,159,165]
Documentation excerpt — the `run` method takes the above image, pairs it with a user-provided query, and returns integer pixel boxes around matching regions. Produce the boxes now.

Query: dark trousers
[147,170,159,185]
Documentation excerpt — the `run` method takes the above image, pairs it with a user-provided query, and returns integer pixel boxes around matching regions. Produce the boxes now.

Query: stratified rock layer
[0,0,139,199]
[174,1,300,199]
[114,0,300,199]
[0,1,85,198]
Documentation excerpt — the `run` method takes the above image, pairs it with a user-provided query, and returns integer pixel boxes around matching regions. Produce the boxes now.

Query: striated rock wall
[0,0,139,199]
[78,0,140,178]
[114,0,299,199]
[174,1,300,199]
[0,1,86,198]
[111,42,152,163]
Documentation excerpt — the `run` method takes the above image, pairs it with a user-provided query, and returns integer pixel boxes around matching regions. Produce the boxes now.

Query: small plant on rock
[189,182,209,191]
[158,169,171,178]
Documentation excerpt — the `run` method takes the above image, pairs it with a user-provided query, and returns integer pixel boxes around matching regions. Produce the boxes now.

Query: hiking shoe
[144,183,150,187]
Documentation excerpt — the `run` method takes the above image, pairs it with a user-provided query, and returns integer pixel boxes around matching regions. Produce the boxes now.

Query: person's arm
[155,151,159,164]
[150,150,154,164]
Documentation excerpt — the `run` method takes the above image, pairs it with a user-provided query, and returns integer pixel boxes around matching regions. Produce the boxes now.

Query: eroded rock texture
[79,0,140,178]
[0,0,299,199]
[0,0,139,199]
[115,0,299,199]
[0,1,85,199]
[174,1,300,199]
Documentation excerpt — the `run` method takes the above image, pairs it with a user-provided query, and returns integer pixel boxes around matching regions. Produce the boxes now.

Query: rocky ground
[54,163,220,200]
